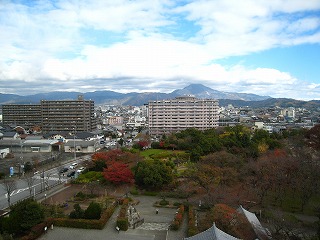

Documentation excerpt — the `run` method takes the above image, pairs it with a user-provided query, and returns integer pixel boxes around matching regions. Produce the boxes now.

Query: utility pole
[74,125,77,161]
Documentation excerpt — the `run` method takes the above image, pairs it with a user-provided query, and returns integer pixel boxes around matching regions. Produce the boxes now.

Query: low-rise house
[2,132,19,140]
[0,139,59,153]
[64,140,99,153]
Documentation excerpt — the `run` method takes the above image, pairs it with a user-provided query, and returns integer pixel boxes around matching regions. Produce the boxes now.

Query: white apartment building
[148,96,219,136]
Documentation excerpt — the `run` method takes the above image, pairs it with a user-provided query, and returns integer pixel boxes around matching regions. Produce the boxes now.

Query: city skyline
[0,0,320,100]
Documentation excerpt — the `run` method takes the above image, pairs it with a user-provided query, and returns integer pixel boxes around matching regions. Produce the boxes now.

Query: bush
[69,204,84,219]
[171,205,185,231]
[74,191,86,201]
[159,199,169,206]
[84,202,102,220]
[54,204,116,229]
[187,206,198,237]
[116,218,128,231]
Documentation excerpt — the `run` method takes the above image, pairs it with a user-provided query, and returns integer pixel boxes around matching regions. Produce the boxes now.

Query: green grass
[139,149,186,161]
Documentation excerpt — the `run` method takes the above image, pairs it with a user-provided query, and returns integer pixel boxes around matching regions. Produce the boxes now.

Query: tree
[84,201,102,219]
[3,177,17,208]
[185,162,220,194]
[103,161,134,184]
[205,204,255,239]
[69,203,84,219]
[2,198,44,234]
[135,159,174,189]
[23,173,36,198]
[304,124,320,150]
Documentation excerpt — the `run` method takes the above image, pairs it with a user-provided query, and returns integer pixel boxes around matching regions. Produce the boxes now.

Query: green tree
[69,203,84,219]
[2,198,44,234]
[84,202,102,219]
[134,160,174,189]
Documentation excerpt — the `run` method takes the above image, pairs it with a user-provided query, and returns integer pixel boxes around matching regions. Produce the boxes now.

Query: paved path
[39,195,187,240]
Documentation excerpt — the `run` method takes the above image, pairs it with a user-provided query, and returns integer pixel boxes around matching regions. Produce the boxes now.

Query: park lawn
[139,149,187,161]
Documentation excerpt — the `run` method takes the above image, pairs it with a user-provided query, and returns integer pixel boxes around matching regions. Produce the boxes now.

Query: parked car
[77,167,85,173]
[67,171,76,177]
[69,163,78,169]
[60,167,68,173]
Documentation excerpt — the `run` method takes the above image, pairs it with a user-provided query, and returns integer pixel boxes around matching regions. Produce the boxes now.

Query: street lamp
[19,139,24,178]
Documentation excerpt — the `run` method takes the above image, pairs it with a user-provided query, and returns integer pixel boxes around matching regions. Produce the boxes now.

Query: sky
[0,0,320,100]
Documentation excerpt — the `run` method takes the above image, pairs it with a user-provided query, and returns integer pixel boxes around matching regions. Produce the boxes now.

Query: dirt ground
[42,183,129,214]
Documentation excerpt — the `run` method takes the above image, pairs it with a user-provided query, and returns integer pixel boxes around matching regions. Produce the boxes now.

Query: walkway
[39,195,187,240]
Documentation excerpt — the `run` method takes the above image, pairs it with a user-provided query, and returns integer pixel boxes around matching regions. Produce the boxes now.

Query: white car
[77,167,85,173]
[69,163,78,169]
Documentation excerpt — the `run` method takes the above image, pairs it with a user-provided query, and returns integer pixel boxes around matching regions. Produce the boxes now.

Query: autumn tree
[204,204,255,239]
[103,161,134,185]
[305,124,320,151]
[91,149,142,171]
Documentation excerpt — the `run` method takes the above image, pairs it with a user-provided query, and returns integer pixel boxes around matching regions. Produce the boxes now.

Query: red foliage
[159,141,165,148]
[91,149,142,167]
[103,161,134,184]
[138,141,149,148]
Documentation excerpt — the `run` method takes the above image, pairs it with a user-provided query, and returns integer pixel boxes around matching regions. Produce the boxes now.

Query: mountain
[171,84,269,101]
[0,84,319,108]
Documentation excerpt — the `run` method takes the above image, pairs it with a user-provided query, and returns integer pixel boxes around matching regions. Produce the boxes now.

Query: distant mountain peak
[0,83,271,106]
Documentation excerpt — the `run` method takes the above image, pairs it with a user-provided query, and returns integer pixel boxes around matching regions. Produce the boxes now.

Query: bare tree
[23,173,36,198]
[44,172,53,190]
[3,177,17,208]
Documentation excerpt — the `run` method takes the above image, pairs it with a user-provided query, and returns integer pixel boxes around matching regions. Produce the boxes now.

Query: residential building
[41,95,96,132]
[2,104,41,128]
[148,96,219,136]
[1,95,97,133]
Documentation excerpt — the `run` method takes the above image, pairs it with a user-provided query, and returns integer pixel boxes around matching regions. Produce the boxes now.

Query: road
[0,155,91,210]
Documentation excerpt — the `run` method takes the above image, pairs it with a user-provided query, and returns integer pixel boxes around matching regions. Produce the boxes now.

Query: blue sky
[0,0,320,100]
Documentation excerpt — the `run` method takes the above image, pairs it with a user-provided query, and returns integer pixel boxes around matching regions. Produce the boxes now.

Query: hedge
[53,204,116,229]
[171,205,185,230]
[116,198,129,231]
[187,206,198,237]
[20,218,54,240]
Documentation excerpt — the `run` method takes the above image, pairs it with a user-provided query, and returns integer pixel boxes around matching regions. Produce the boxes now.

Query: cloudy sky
[1,0,320,100]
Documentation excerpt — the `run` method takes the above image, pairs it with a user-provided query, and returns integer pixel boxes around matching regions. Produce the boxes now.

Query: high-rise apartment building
[2,95,96,132]
[2,104,42,128]
[148,96,219,136]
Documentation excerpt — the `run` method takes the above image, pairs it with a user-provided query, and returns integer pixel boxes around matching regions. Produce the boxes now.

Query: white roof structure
[237,206,271,240]
[184,223,240,240]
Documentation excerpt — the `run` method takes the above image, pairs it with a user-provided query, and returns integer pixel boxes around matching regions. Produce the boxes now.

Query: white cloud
[0,0,320,100]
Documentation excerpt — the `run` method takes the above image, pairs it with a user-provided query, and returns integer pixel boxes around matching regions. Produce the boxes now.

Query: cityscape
[0,0,320,239]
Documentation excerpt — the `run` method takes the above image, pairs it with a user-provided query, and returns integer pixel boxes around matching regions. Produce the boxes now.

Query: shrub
[84,202,102,220]
[187,206,198,237]
[159,199,169,206]
[74,191,86,201]
[116,218,128,231]
[54,204,116,229]
[171,205,185,230]
[69,204,84,219]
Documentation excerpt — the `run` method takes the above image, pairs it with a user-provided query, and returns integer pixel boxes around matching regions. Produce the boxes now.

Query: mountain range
[0,84,319,109]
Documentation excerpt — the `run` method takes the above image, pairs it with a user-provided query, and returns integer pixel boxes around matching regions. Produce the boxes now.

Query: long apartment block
[148,96,219,136]
[2,95,96,132]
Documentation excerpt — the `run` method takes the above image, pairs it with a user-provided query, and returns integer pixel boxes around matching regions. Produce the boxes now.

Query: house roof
[64,140,96,147]
[237,206,271,240]
[2,132,17,137]
[23,139,59,146]
[184,223,240,240]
